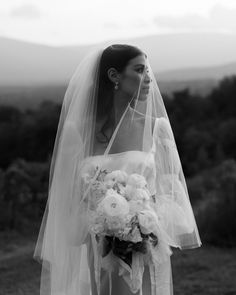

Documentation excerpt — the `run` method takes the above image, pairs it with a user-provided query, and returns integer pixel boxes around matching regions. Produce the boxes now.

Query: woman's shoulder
[152,117,173,139]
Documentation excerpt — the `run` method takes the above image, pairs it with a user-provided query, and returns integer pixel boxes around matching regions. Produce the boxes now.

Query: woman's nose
[144,70,151,84]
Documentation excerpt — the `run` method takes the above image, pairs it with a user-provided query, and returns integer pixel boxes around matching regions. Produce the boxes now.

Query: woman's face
[119,54,151,101]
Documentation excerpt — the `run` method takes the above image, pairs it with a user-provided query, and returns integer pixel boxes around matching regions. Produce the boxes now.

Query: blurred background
[0,0,236,294]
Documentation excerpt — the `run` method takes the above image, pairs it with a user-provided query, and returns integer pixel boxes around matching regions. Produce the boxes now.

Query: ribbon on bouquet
[118,251,144,294]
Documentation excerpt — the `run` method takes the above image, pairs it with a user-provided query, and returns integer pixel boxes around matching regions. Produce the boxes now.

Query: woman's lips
[142,87,150,91]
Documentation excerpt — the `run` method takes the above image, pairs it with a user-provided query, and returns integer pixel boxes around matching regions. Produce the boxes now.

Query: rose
[115,183,126,196]
[104,170,128,184]
[106,216,126,232]
[133,188,150,201]
[81,172,91,183]
[127,174,147,189]
[90,214,106,234]
[138,210,158,235]
[87,181,107,210]
[124,185,150,202]
[92,223,105,234]
[129,199,144,213]
[124,184,135,201]
[97,189,129,217]
[104,179,115,189]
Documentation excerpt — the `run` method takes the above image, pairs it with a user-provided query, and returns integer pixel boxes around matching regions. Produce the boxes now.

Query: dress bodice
[80,116,182,198]
[78,117,200,295]
[81,150,157,195]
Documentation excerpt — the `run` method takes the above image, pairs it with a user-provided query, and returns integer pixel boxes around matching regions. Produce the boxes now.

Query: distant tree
[181,127,213,175]
[209,75,236,119]
[196,159,236,246]
[218,118,236,159]
[0,106,22,123]
[0,106,23,168]
[0,158,49,230]
[17,100,61,162]
[2,162,31,229]
[29,100,61,160]
[213,144,225,164]
[0,76,235,174]
[197,146,211,170]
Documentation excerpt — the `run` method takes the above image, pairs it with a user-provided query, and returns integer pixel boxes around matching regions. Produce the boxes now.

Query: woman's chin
[138,93,148,101]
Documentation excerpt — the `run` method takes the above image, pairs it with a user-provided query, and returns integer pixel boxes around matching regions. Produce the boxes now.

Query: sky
[0,0,236,46]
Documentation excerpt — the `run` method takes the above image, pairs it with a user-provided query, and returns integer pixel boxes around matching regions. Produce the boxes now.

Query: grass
[172,247,236,295]
[0,231,236,295]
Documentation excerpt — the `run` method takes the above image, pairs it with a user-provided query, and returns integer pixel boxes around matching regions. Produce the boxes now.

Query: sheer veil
[33,45,201,295]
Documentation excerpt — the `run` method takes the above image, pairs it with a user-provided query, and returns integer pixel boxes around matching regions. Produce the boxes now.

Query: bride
[33,44,201,295]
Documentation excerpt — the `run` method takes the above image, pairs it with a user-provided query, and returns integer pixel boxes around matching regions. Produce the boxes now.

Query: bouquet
[83,167,159,267]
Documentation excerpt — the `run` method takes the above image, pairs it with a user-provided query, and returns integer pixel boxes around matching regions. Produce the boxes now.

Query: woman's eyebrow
[133,64,147,68]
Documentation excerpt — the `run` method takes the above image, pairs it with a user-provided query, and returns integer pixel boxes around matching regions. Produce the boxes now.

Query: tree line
[0,75,235,246]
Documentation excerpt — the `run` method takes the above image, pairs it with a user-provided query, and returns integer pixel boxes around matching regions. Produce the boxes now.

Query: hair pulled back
[96,44,144,142]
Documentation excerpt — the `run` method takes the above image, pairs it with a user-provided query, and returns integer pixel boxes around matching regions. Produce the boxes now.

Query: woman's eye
[137,68,144,73]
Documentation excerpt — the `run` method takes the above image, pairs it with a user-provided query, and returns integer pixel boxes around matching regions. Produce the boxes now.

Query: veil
[33,45,201,295]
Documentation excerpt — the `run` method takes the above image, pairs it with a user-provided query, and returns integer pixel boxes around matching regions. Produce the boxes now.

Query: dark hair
[96,44,144,142]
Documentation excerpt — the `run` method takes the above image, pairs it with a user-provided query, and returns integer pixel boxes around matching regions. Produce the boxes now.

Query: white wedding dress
[80,118,194,295]
[34,48,201,295]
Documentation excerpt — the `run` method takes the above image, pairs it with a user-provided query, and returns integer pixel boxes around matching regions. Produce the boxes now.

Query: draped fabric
[76,116,201,295]
[33,45,201,295]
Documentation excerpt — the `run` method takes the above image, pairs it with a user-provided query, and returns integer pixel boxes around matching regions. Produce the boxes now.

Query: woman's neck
[113,92,130,125]
[113,92,147,122]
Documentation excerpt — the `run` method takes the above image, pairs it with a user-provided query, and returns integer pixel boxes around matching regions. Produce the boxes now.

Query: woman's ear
[107,68,120,84]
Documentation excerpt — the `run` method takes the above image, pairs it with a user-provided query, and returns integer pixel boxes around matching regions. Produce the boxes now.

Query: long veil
[33,45,201,295]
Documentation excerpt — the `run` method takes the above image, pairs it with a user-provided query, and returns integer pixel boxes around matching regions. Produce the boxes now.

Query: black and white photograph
[0,1,236,294]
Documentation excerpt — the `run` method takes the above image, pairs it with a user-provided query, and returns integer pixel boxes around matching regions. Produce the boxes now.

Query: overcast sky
[0,0,236,46]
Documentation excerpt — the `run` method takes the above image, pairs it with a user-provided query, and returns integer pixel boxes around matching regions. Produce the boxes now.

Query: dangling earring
[114,81,119,90]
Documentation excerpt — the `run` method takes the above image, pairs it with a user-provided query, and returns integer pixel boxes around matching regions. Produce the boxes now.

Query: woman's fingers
[113,245,133,255]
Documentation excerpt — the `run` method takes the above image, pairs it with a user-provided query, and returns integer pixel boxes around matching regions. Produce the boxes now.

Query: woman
[34,44,201,295]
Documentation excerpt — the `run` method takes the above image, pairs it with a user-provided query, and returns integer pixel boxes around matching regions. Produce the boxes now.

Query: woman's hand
[112,238,133,259]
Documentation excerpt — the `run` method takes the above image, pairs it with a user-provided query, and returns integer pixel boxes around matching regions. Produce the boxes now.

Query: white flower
[81,172,92,183]
[91,223,105,234]
[104,179,115,189]
[117,183,126,195]
[89,182,107,209]
[133,188,150,201]
[97,189,129,217]
[129,199,144,213]
[124,213,134,224]
[124,185,150,202]
[138,210,158,235]
[106,216,126,232]
[129,226,142,243]
[90,214,106,234]
[104,170,128,184]
[106,188,120,198]
[127,174,147,189]
[124,184,135,201]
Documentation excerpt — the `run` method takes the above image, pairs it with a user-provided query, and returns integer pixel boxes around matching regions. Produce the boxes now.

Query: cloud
[153,4,236,33]
[103,22,121,30]
[103,19,150,30]
[154,13,210,30]
[9,4,42,20]
[210,4,236,31]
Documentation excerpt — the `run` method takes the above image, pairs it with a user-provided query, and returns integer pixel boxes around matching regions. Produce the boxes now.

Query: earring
[114,81,119,90]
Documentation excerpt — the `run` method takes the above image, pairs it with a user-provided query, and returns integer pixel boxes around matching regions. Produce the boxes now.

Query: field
[0,231,236,295]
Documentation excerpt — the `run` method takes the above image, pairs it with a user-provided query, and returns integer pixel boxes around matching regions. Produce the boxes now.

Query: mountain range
[0,33,236,86]
[0,33,236,110]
